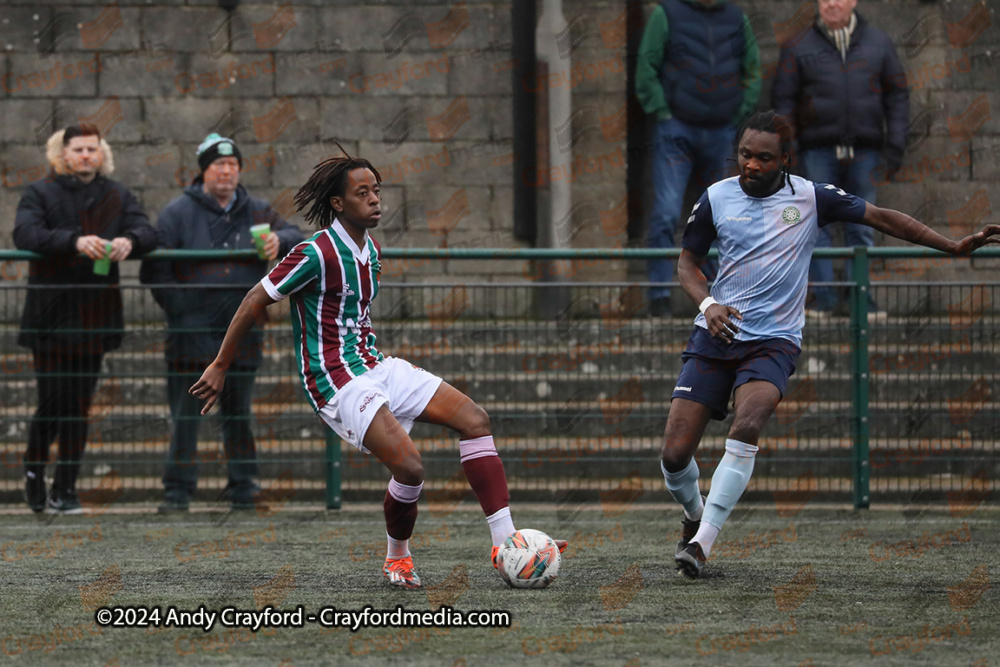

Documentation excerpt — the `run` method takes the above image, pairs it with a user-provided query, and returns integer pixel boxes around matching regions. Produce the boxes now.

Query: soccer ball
[496,529,561,589]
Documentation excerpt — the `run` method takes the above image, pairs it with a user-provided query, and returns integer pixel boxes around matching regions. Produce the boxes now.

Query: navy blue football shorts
[671,326,801,421]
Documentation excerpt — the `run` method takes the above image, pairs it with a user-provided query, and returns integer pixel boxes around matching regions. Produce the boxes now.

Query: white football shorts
[316,357,444,453]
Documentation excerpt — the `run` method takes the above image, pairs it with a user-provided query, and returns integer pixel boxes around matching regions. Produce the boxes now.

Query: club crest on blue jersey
[781,206,801,225]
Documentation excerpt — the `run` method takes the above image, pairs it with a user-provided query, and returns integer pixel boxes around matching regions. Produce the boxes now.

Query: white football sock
[697,438,758,557]
[486,507,515,547]
[691,522,721,557]
[386,534,410,560]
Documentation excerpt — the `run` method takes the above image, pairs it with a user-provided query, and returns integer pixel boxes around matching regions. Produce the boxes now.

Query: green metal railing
[850,246,872,508]
[0,246,997,510]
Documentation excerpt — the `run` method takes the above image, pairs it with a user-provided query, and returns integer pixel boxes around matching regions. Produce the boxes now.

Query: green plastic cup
[250,224,271,259]
[93,242,113,275]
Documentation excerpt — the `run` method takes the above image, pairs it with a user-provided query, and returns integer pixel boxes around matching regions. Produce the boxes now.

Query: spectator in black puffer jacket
[13,123,157,514]
[773,0,909,317]
[140,133,304,513]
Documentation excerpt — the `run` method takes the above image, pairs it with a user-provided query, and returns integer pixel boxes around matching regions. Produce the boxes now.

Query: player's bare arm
[190,283,276,414]
[678,248,742,343]
[861,203,1000,255]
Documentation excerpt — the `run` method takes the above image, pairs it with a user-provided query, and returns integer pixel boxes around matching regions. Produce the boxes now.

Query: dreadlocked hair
[736,110,796,195]
[294,141,382,228]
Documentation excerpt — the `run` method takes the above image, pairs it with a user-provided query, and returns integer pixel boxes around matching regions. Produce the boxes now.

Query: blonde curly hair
[46,128,115,177]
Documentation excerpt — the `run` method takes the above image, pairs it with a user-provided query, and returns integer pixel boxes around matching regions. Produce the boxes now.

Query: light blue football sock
[701,438,758,532]
[661,458,703,521]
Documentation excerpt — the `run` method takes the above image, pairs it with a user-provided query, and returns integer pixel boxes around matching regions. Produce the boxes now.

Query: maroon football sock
[384,477,421,541]
[460,436,510,516]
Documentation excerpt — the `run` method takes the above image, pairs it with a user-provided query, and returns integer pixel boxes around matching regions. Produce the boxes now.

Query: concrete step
[0,397,996,442]
[2,434,992,455]
[3,315,996,360]
[1,371,993,409]
[4,313,990,347]
[344,314,1000,348]
[1,473,852,506]
[1,434,993,484]
[0,469,991,506]
[2,341,997,380]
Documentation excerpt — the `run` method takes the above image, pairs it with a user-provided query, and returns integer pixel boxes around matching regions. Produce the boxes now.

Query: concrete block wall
[669,0,1000,292]
[0,0,997,296]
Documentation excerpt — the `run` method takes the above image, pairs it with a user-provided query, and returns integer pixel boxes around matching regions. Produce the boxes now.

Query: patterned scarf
[818,12,859,159]
[818,11,857,63]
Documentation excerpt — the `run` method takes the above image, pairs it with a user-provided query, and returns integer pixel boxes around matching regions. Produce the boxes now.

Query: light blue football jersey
[682,175,867,347]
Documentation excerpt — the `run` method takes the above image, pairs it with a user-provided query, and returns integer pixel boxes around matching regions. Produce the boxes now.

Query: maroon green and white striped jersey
[260,220,383,409]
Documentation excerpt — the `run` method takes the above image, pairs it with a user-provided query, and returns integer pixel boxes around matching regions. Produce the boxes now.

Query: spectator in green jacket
[636,0,761,317]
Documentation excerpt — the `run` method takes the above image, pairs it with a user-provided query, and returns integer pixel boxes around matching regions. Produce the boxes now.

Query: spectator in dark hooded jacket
[14,123,157,514]
[772,0,909,317]
[140,133,304,513]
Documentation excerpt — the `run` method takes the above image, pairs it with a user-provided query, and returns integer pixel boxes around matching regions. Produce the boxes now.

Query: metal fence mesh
[866,281,997,501]
[0,254,996,508]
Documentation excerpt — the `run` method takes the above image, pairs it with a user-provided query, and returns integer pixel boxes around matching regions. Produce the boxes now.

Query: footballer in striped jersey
[190,148,565,588]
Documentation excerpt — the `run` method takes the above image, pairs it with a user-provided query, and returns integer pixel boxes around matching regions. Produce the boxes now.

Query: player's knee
[461,403,491,439]
[394,455,424,486]
[660,448,692,473]
[660,433,692,471]
[660,426,696,470]
[728,419,763,445]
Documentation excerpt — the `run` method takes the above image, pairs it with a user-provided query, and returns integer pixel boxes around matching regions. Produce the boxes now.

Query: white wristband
[699,296,718,315]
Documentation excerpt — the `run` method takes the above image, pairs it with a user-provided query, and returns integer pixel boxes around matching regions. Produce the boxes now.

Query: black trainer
[675,495,706,559]
[46,490,83,515]
[676,541,706,579]
[25,471,46,513]
[226,482,263,511]
[158,495,190,514]
[677,517,700,558]
[230,495,257,511]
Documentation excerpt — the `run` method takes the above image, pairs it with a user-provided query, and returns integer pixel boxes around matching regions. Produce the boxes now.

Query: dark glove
[883,146,904,182]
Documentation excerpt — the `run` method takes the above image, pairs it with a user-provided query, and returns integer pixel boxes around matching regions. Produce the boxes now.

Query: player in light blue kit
[663,111,999,578]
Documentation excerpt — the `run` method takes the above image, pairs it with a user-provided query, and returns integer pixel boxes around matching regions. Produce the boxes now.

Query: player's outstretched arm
[190,283,276,414]
[862,203,1000,256]
[678,248,741,343]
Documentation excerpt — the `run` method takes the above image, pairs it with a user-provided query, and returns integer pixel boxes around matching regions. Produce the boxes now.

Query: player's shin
[661,458,704,521]
[459,435,515,545]
[695,439,758,556]
[384,477,422,558]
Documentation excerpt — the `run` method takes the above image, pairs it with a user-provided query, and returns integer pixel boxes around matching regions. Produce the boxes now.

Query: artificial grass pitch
[0,504,996,666]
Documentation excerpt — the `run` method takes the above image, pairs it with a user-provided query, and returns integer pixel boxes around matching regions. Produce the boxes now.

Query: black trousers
[162,362,258,499]
[24,350,104,495]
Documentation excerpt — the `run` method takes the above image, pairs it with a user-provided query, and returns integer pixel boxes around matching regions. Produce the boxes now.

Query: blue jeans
[647,117,733,301]
[163,363,259,499]
[801,147,880,312]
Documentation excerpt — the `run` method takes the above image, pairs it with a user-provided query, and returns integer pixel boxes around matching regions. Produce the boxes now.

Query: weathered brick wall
[744,0,1000,288]
[0,0,997,290]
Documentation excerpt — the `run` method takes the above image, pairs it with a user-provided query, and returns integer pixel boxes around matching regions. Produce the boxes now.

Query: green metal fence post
[325,430,342,510]
[850,246,871,509]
